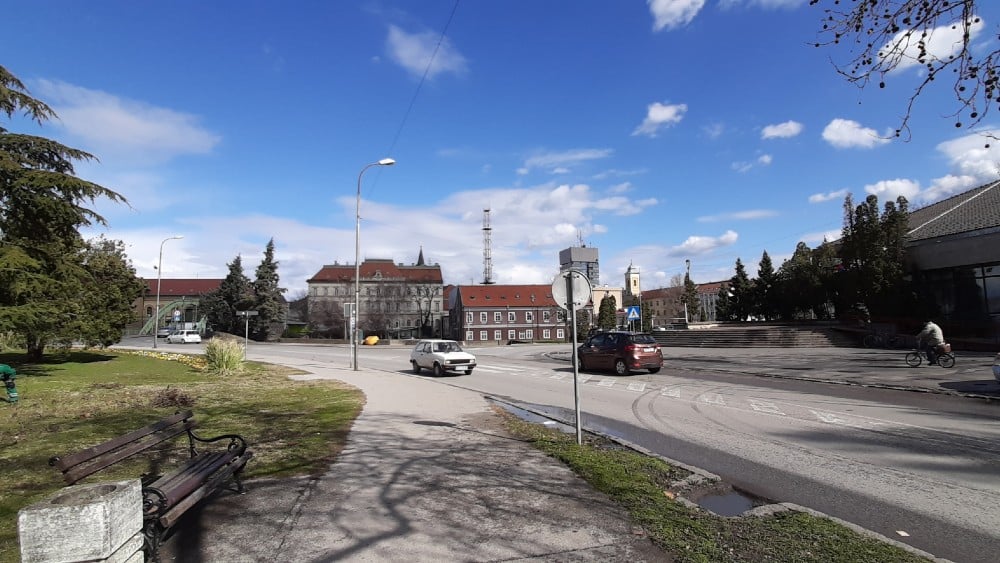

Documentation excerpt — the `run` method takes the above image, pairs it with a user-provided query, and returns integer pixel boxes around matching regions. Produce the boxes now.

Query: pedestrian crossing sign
[626,306,640,321]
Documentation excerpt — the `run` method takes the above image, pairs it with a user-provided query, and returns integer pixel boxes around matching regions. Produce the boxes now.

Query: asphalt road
[139,338,1000,562]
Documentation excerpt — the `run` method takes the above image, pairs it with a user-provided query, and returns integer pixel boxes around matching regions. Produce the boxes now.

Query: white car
[166,330,202,344]
[410,339,476,376]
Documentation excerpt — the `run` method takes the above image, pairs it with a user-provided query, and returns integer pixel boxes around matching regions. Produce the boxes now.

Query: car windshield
[631,334,656,344]
[434,342,462,353]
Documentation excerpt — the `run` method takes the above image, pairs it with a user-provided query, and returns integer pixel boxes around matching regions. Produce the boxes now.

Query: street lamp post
[353,158,396,370]
[153,235,184,349]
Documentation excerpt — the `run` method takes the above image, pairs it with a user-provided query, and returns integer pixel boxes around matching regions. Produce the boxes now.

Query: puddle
[689,487,767,517]
[493,401,577,435]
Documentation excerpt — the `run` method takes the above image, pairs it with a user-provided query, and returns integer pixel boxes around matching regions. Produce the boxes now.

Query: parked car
[156,327,174,338]
[577,331,662,375]
[166,330,202,344]
[409,339,476,376]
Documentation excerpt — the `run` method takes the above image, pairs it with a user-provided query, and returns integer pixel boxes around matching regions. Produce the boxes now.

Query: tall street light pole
[153,235,184,349]
[353,158,396,370]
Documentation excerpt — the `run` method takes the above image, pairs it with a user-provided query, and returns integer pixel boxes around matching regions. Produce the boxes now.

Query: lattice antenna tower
[482,208,495,285]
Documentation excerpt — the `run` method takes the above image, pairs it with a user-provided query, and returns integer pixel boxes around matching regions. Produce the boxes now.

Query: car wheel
[433,363,445,377]
[648,367,660,374]
[614,359,629,376]
[411,360,421,374]
[577,356,587,372]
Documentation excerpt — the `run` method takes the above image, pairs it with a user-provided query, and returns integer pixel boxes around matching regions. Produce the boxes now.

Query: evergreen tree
[755,250,779,321]
[597,294,617,329]
[715,285,733,321]
[202,255,253,334]
[729,258,754,322]
[0,65,129,360]
[74,237,146,347]
[251,238,286,341]
[681,272,701,322]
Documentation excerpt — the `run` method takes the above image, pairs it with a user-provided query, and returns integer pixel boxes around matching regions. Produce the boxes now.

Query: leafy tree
[728,258,754,322]
[201,255,253,335]
[755,251,779,321]
[681,272,701,322]
[0,65,128,361]
[597,294,617,330]
[74,237,146,347]
[308,299,345,338]
[250,238,286,341]
[574,308,590,341]
[811,0,998,140]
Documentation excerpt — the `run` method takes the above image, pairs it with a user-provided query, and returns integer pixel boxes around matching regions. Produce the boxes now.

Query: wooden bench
[49,410,253,560]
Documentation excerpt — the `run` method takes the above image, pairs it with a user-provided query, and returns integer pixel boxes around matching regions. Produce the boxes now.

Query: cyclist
[915,320,945,365]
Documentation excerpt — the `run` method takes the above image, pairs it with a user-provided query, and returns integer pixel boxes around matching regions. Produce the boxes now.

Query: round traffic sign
[551,270,592,311]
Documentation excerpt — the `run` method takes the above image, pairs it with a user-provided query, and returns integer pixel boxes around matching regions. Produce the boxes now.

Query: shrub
[203,338,244,375]
[150,386,195,408]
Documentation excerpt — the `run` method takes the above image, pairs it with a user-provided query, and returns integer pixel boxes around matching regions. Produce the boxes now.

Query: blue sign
[626,306,641,321]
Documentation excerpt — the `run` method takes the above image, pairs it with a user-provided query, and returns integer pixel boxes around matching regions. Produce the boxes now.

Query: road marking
[550,373,568,380]
[597,379,616,387]
[627,382,646,392]
[748,400,785,416]
[577,374,593,383]
[896,530,910,537]
[700,393,725,405]
[661,388,681,398]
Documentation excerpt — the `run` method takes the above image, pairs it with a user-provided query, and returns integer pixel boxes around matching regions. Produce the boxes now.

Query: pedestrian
[915,320,945,365]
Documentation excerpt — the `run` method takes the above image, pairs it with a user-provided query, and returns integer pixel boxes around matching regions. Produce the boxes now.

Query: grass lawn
[0,349,363,563]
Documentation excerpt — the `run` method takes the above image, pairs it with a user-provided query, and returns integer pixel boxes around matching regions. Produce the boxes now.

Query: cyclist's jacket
[916,322,944,346]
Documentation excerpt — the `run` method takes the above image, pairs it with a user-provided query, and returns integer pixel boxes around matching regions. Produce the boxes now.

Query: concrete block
[18,479,142,563]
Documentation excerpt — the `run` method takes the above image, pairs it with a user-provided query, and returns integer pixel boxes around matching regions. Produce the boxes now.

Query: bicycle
[905,345,955,368]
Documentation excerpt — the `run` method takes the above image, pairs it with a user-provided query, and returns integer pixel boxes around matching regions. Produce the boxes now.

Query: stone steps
[651,326,857,348]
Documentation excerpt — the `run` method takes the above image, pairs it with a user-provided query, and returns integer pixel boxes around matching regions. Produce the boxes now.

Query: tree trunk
[25,335,45,362]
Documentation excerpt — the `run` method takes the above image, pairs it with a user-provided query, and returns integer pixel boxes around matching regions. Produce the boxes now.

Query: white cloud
[609,182,632,194]
[732,161,753,173]
[822,118,891,149]
[33,79,220,162]
[648,0,705,31]
[697,210,778,222]
[669,230,739,256]
[520,148,614,174]
[761,120,803,139]
[882,17,985,73]
[386,24,468,79]
[800,229,842,245]
[864,178,921,201]
[758,154,773,165]
[922,174,980,203]
[808,188,848,203]
[934,130,1000,180]
[632,102,687,137]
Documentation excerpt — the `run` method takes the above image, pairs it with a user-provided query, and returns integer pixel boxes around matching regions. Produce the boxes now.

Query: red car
[577,331,663,375]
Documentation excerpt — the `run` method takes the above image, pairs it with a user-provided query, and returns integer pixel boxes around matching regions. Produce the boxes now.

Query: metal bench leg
[143,521,165,563]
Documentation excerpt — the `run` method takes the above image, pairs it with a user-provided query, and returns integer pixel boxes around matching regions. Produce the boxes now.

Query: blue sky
[5,1,1000,295]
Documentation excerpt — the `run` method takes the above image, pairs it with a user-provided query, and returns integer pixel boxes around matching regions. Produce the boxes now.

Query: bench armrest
[187,430,248,457]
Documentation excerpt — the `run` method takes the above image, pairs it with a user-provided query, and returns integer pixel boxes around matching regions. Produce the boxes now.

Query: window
[525,329,533,340]
[508,330,516,340]
[543,329,551,339]
[494,330,501,340]
[465,330,474,341]
[556,329,565,339]
[466,312,473,323]
[508,311,516,322]
[479,330,487,341]
[525,311,534,322]
[543,310,551,322]
[480,312,488,323]
[146,306,153,318]
[494,312,502,322]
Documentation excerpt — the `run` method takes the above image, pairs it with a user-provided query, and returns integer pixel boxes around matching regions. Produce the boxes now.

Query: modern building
[449,284,565,343]
[905,180,1000,337]
[559,245,600,286]
[307,250,443,339]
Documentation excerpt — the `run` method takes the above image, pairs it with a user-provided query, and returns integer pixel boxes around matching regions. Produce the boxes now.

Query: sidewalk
[158,363,664,562]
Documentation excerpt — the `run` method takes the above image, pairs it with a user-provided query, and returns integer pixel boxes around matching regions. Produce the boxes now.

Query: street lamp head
[377,158,396,166]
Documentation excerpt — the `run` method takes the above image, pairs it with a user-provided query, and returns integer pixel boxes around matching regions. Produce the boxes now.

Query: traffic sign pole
[553,270,591,446]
